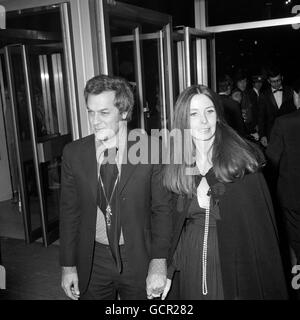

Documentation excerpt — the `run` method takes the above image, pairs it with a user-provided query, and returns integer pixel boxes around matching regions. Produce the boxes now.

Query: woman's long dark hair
[163,84,262,196]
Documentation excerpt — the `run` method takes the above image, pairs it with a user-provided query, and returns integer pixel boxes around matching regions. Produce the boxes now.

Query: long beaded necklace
[97,147,119,228]
[197,174,211,296]
[202,204,210,295]
[98,172,119,228]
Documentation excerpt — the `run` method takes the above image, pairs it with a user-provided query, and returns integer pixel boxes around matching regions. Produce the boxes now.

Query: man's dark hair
[218,74,233,93]
[233,69,247,83]
[267,66,281,79]
[84,74,134,120]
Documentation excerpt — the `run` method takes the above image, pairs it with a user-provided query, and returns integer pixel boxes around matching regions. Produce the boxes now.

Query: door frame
[0,0,97,138]
[194,0,300,90]
[0,55,13,202]
[0,2,77,246]
[173,26,214,92]
[93,0,175,130]
[3,44,62,246]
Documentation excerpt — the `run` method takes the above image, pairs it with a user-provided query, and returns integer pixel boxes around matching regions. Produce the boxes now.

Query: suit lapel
[282,88,291,104]
[269,90,278,110]
[119,139,138,193]
[81,135,98,203]
[83,133,141,199]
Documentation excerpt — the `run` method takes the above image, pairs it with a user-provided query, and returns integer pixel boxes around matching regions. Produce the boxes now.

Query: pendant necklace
[99,172,119,228]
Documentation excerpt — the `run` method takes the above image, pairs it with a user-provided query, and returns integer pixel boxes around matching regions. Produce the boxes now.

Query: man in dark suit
[248,74,264,138]
[59,75,172,300]
[218,75,246,137]
[266,81,300,264]
[258,67,295,148]
[233,70,256,135]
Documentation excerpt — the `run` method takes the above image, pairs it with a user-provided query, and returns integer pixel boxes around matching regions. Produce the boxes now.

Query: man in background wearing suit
[233,70,256,135]
[59,74,172,300]
[258,67,295,148]
[266,80,300,267]
[218,75,246,137]
[248,74,264,140]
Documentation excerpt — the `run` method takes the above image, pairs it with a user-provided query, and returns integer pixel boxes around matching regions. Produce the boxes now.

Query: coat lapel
[82,133,140,199]
[269,90,278,110]
[282,88,291,104]
[81,135,98,204]
[119,139,138,193]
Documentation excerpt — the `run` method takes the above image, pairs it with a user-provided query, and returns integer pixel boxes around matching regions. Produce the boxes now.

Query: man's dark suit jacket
[266,109,300,210]
[266,110,300,260]
[219,94,246,137]
[59,133,172,294]
[258,86,295,140]
[248,88,260,129]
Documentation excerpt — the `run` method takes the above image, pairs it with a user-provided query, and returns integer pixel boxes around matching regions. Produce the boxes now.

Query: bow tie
[273,88,283,94]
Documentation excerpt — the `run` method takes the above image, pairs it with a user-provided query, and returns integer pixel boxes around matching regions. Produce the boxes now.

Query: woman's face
[189,93,217,142]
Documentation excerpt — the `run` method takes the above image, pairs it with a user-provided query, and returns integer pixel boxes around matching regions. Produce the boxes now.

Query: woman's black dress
[172,178,224,300]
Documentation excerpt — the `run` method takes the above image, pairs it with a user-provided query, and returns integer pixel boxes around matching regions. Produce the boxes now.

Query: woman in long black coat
[162,85,288,300]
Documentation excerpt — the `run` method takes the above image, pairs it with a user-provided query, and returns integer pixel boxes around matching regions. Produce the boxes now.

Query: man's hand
[61,266,80,300]
[161,279,172,300]
[250,132,259,141]
[146,259,167,299]
[260,136,268,147]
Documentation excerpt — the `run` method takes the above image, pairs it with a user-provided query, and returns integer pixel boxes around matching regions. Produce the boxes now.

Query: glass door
[2,43,72,247]
[95,0,174,132]
[0,4,74,246]
[110,28,173,133]
[173,26,214,94]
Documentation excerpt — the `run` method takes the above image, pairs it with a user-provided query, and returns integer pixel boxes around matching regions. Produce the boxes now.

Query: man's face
[87,91,125,141]
[268,74,282,90]
[237,79,247,92]
[253,81,263,91]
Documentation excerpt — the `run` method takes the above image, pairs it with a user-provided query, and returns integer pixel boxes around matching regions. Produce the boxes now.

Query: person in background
[161,84,288,300]
[231,87,243,104]
[266,79,300,268]
[60,74,172,300]
[217,75,246,137]
[258,67,295,148]
[234,70,255,135]
[248,74,264,141]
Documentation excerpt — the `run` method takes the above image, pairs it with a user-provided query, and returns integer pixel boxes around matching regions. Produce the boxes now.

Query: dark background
[4,0,300,86]
[119,0,300,86]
